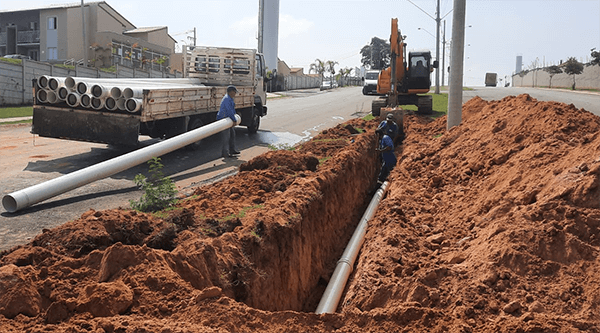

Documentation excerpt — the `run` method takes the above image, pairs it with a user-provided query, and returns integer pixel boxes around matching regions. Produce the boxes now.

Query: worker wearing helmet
[217,85,241,158]
[376,113,399,143]
[375,128,396,185]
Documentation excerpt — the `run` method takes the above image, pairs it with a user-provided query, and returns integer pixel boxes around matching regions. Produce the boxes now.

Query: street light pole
[442,20,446,87]
[447,0,466,130]
[435,0,440,94]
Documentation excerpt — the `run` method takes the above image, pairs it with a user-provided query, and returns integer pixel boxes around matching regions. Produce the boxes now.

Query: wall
[0,59,182,106]
[512,65,600,90]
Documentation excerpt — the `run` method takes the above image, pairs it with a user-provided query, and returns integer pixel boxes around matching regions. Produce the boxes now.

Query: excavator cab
[407,52,434,91]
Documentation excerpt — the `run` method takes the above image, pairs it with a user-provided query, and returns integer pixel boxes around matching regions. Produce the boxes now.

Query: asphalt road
[1,86,599,251]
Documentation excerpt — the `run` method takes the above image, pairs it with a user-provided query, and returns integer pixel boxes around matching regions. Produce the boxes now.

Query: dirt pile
[1,94,600,332]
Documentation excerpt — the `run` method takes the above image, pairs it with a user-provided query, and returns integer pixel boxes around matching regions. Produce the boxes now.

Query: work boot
[230,150,241,155]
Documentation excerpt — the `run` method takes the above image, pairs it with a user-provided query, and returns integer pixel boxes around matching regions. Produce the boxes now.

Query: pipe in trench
[2,115,241,213]
[315,181,389,315]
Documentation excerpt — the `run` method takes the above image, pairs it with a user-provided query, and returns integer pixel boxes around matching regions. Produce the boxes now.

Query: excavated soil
[1,94,600,332]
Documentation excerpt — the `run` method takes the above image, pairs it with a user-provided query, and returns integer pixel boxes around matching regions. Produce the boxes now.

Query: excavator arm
[376,18,406,97]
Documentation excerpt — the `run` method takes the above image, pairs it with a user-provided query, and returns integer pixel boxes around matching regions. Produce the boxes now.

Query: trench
[221,131,382,312]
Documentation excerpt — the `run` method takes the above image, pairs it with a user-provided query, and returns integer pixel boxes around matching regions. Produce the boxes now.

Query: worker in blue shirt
[376,113,399,143]
[376,128,397,184]
[217,85,240,158]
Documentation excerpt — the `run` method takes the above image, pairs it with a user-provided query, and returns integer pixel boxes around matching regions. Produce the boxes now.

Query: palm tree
[325,60,338,85]
[309,59,326,80]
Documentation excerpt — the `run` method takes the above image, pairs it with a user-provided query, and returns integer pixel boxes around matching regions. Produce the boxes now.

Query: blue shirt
[377,120,398,139]
[217,94,237,122]
[380,135,397,165]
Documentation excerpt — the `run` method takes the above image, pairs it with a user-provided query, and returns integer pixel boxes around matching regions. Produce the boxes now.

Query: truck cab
[362,70,380,95]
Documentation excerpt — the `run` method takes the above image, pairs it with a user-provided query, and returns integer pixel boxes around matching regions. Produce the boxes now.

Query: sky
[2,0,599,87]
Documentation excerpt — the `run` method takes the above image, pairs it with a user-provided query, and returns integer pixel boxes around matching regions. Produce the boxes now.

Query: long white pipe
[2,115,241,213]
[57,87,70,101]
[80,94,92,108]
[66,92,81,108]
[48,77,65,91]
[125,98,142,113]
[38,75,51,89]
[315,181,389,314]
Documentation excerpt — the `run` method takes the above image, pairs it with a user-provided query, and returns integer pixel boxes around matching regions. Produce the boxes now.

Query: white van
[362,70,379,95]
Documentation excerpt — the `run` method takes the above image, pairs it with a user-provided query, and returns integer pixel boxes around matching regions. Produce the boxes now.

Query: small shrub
[130,157,177,212]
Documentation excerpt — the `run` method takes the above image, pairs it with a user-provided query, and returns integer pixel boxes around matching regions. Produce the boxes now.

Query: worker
[217,85,241,158]
[377,113,399,143]
[413,60,428,77]
[375,128,396,185]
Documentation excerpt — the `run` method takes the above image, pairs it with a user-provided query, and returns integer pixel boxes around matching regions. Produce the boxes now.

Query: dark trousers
[221,127,236,156]
[378,160,395,182]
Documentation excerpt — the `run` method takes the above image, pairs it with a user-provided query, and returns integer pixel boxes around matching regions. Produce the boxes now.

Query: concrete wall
[512,65,600,90]
[0,59,183,106]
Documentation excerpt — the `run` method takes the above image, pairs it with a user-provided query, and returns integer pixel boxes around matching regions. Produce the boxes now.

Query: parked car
[362,70,379,95]
[320,80,331,91]
[2,54,31,60]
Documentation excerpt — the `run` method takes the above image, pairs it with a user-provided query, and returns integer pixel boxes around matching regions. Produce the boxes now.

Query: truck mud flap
[32,107,140,146]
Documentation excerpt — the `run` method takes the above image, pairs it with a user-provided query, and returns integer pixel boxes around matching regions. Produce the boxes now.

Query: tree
[360,37,390,69]
[309,58,326,80]
[591,48,600,66]
[563,57,584,90]
[544,65,563,88]
[325,60,338,79]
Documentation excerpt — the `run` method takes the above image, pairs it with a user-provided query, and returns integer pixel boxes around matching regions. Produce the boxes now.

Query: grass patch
[0,58,22,65]
[0,106,33,119]
[220,204,264,222]
[268,143,296,151]
[400,93,449,114]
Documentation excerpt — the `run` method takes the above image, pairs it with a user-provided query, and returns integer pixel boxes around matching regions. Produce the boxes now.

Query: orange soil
[1,94,599,332]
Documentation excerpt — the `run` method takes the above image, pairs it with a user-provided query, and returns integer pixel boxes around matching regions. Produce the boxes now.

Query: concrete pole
[441,20,446,87]
[81,0,88,67]
[447,0,466,130]
[435,0,441,94]
[257,0,264,53]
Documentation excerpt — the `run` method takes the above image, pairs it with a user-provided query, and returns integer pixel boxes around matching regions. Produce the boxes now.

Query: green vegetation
[55,64,75,70]
[401,93,449,114]
[318,156,331,165]
[362,114,375,121]
[268,143,296,151]
[0,57,22,65]
[0,106,33,119]
[220,204,264,222]
[130,157,178,212]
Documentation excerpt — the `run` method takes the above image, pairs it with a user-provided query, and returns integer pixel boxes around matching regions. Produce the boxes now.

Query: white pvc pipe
[116,98,126,111]
[125,98,142,113]
[91,84,110,98]
[80,94,92,108]
[91,97,105,110]
[38,75,50,89]
[46,91,58,104]
[48,77,65,91]
[36,89,48,103]
[76,82,90,95]
[315,181,389,314]
[110,86,123,99]
[122,87,144,99]
[57,87,70,101]
[66,92,81,108]
[105,97,118,111]
[2,115,241,213]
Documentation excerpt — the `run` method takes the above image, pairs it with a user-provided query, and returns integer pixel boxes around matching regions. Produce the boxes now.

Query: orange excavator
[372,18,438,117]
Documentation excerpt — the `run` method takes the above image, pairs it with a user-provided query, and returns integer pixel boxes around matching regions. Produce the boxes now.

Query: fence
[0,59,183,106]
[283,75,320,90]
[511,65,600,90]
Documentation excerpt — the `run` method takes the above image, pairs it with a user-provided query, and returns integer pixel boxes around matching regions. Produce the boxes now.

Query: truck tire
[372,98,387,117]
[185,116,204,150]
[246,106,261,134]
[362,87,367,95]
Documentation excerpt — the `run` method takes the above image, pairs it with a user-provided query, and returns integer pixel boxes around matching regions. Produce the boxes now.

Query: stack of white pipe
[36,75,205,114]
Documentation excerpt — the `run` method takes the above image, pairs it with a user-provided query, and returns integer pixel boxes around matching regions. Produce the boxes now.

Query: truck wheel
[372,98,387,117]
[362,87,367,95]
[186,117,204,150]
[246,107,261,134]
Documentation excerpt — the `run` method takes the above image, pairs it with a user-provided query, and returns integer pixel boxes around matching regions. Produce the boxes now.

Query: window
[47,47,58,60]
[30,22,38,30]
[48,17,57,30]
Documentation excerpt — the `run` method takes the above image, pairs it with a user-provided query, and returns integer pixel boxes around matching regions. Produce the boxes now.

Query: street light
[418,27,436,39]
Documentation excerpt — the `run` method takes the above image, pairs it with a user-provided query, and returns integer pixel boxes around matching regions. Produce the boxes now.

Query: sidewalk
[0,116,32,123]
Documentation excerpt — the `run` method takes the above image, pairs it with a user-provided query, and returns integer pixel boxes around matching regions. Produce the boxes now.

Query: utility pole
[447,0,466,130]
[441,20,446,87]
[193,27,197,46]
[81,0,88,67]
[257,0,264,53]
[435,0,440,94]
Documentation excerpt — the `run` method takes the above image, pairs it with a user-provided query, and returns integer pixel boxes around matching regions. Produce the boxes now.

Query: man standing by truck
[217,85,241,158]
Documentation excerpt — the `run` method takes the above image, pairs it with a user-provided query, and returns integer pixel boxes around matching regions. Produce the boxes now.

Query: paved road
[1,86,597,251]
[0,87,372,251]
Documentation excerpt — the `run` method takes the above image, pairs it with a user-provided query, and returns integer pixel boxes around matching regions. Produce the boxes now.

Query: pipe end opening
[2,195,18,213]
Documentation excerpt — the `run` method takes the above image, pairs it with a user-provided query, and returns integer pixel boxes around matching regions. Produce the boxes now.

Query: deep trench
[232,134,381,312]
